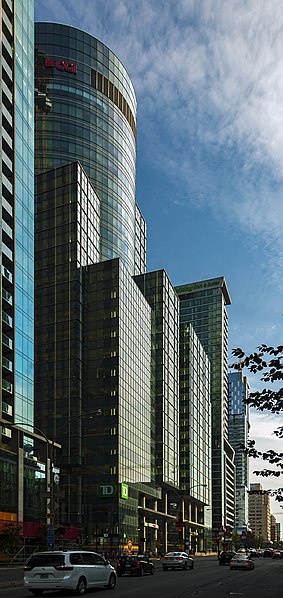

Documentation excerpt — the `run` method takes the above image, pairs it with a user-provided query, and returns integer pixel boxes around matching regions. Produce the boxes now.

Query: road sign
[47,529,55,547]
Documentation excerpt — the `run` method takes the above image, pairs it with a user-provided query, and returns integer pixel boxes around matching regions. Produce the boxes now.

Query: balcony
[2,378,13,393]
[2,401,12,416]
[2,355,13,371]
[2,265,12,283]
[2,288,12,305]
[3,332,12,349]
[2,311,12,327]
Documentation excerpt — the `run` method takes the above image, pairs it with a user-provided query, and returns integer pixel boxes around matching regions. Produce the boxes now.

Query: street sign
[47,529,55,547]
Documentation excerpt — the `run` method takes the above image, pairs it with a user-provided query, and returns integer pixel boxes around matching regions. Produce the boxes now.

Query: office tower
[83,258,153,548]
[176,277,235,532]
[35,22,145,276]
[249,483,270,543]
[134,270,180,488]
[179,323,211,552]
[228,371,250,531]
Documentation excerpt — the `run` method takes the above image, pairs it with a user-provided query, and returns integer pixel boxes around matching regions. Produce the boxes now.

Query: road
[0,556,282,597]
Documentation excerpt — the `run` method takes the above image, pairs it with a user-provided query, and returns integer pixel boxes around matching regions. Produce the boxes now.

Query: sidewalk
[0,566,23,590]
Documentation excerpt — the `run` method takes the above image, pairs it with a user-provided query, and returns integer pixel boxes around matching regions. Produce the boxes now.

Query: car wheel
[150,567,154,575]
[107,573,116,590]
[190,562,194,570]
[139,567,144,576]
[76,577,87,596]
[31,592,44,597]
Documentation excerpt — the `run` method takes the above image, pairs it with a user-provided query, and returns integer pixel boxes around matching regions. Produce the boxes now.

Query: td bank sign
[97,483,128,499]
[97,484,116,498]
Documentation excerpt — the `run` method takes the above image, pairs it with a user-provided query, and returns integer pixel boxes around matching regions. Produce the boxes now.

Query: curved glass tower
[35,22,138,273]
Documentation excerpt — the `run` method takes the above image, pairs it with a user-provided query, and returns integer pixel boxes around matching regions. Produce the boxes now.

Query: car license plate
[40,573,48,578]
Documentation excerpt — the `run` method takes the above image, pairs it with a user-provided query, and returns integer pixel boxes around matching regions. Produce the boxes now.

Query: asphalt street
[0,556,282,597]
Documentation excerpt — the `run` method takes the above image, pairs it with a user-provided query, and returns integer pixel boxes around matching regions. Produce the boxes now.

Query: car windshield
[27,554,65,567]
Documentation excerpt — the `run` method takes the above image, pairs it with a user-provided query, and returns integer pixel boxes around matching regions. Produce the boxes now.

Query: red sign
[45,58,77,74]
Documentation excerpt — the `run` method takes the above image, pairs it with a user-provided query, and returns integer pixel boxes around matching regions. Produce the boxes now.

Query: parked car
[272,550,283,559]
[116,554,154,576]
[263,549,274,558]
[162,551,194,571]
[23,550,117,596]
[218,551,236,565]
[249,549,262,557]
[230,554,255,570]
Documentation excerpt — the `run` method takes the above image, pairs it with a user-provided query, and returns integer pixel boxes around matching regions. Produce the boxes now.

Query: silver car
[230,554,255,570]
[23,550,117,596]
[162,551,194,571]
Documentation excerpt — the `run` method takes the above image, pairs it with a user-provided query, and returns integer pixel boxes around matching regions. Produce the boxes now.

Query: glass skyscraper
[176,277,235,532]
[0,0,52,541]
[1,0,34,432]
[35,22,145,275]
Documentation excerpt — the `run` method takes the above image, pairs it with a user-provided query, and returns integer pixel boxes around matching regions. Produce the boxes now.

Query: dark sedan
[219,551,236,565]
[116,554,154,576]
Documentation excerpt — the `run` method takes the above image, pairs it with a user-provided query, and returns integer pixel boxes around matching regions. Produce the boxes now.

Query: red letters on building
[44,58,77,74]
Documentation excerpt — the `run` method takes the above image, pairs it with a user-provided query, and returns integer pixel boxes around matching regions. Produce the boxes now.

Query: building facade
[179,323,211,552]
[249,483,271,544]
[228,371,250,531]
[176,278,235,533]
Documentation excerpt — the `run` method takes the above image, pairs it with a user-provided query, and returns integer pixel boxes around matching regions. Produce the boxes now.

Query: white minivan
[23,550,117,596]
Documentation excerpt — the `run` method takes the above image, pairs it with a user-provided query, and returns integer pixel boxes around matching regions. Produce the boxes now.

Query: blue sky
[35,0,283,527]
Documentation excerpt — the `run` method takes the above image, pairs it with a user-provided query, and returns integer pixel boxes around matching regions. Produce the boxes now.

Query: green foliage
[231,344,283,502]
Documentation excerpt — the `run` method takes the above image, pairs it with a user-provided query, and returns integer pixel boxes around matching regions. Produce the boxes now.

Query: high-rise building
[228,371,250,531]
[35,22,145,276]
[249,483,271,543]
[175,278,235,532]
[0,0,56,544]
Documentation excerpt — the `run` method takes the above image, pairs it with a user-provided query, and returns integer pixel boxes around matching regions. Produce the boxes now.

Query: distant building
[270,515,280,545]
[249,483,270,543]
[228,371,250,530]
